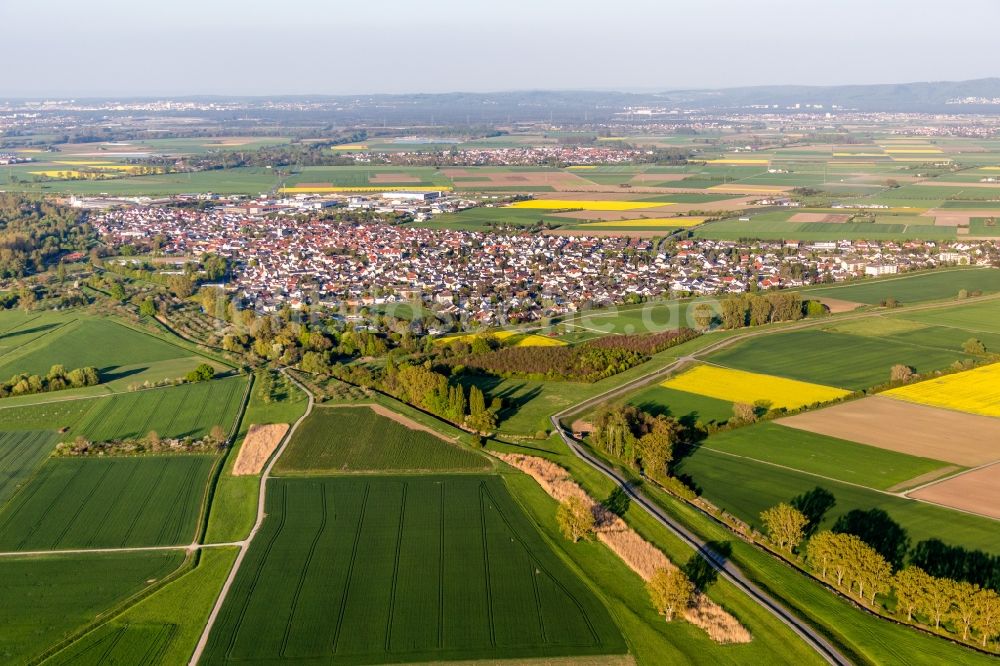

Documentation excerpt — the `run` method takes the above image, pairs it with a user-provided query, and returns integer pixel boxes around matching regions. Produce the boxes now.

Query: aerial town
[92,200,996,329]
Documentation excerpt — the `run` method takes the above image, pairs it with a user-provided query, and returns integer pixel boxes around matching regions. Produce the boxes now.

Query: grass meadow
[0,455,216,550]
[69,375,248,442]
[205,371,308,544]
[46,548,239,666]
[0,317,190,378]
[0,551,184,664]
[706,328,971,390]
[0,430,60,506]
[698,423,952,490]
[274,405,489,475]
[801,268,1000,305]
[674,447,1000,554]
[202,475,626,663]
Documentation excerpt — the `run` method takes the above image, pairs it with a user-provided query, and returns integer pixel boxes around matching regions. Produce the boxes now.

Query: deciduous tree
[556,496,594,543]
[760,503,808,553]
[647,568,694,622]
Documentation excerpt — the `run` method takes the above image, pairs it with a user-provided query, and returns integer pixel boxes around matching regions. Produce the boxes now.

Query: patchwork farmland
[202,475,626,663]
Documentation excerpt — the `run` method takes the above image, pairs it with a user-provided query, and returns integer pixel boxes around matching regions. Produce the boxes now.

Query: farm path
[546,290,1000,666]
[0,541,245,558]
[188,367,315,665]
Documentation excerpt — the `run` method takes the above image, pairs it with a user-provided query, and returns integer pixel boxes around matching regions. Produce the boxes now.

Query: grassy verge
[204,370,308,543]
[562,436,998,665]
[489,437,825,665]
[44,547,238,665]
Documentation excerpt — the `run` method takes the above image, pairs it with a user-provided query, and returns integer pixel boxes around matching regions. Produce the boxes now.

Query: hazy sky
[3,0,998,96]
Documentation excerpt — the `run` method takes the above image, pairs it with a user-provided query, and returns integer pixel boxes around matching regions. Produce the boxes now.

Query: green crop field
[891,299,1000,335]
[0,399,98,431]
[0,430,60,506]
[699,423,952,490]
[801,268,1000,304]
[0,317,192,380]
[274,405,489,474]
[0,455,216,550]
[626,384,734,426]
[0,550,184,664]
[675,448,1000,555]
[70,375,247,442]
[203,475,626,664]
[48,548,238,666]
[0,167,281,196]
[707,328,972,390]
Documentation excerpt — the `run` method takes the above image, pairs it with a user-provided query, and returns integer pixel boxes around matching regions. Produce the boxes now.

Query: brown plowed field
[779,396,1000,466]
[232,423,290,475]
[813,296,865,313]
[789,213,852,223]
[910,464,1000,519]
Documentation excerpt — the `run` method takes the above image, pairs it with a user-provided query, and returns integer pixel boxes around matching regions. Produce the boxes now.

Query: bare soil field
[629,173,690,183]
[813,296,865,313]
[779,396,1000,466]
[789,213,852,223]
[934,214,970,227]
[910,464,1000,519]
[368,172,421,183]
[232,423,290,475]
[452,171,606,191]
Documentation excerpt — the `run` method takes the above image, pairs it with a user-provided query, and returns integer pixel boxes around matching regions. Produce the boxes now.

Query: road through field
[188,368,314,665]
[545,292,1000,666]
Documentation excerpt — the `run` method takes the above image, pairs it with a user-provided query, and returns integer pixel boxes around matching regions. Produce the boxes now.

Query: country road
[540,293,1000,666]
[188,368,315,665]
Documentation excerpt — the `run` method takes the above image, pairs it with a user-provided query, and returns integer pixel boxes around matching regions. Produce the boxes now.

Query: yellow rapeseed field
[884,363,1000,417]
[661,365,851,411]
[510,200,671,211]
[434,330,566,347]
[279,186,450,193]
[330,143,368,150]
[30,170,86,178]
[565,165,597,169]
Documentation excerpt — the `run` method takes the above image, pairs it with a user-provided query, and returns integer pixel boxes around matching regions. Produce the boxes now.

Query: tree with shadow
[683,540,732,590]
[790,486,836,537]
[832,508,909,570]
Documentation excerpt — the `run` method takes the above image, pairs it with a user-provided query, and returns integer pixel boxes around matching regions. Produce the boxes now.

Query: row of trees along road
[761,502,1000,649]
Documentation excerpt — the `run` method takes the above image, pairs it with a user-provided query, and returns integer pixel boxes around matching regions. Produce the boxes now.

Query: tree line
[0,364,100,399]
[761,502,1000,649]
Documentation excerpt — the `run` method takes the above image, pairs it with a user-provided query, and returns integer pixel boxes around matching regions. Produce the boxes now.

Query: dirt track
[779,396,1000,466]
